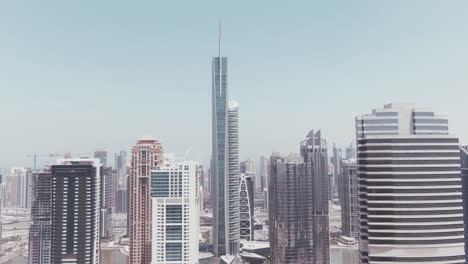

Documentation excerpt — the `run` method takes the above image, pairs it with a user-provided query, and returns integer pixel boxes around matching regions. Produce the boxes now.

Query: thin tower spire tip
[218,19,221,59]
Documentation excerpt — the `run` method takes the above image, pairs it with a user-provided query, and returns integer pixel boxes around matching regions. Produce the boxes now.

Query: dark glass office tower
[29,170,52,264]
[269,130,330,264]
[50,159,101,264]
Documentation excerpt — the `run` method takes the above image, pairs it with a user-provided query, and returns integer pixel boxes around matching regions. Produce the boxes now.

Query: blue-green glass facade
[212,56,228,256]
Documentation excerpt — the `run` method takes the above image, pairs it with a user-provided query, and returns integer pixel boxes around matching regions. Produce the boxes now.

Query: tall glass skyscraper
[356,103,465,264]
[211,54,240,257]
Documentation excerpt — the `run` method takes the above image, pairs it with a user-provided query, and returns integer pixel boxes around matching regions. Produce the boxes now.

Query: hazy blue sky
[1,1,468,170]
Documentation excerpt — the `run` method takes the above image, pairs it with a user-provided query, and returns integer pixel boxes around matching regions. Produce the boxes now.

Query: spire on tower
[218,19,222,59]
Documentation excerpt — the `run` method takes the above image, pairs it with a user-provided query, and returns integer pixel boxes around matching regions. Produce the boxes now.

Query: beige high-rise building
[129,137,163,264]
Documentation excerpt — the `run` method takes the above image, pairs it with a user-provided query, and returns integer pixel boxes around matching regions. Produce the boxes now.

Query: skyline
[2,1,468,170]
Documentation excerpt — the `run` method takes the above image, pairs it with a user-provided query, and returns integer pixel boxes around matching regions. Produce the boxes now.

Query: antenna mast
[218,19,221,58]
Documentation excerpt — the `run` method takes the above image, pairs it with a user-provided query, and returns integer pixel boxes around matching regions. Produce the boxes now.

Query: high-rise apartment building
[269,130,330,264]
[50,158,101,264]
[227,100,240,254]
[356,103,465,264]
[151,161,200,263]
[211,51,240,256]
[129,137,163,264]
[29,170,52,264]
[340,160,358,239]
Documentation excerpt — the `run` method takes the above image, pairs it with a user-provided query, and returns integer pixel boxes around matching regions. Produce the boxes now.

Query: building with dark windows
[340,160,358,239]
[211,49,240,257]
[269,130,330,264]
[50,158,101,264]
[29,170,52,264]
[151,161,199,263]
[356,103,465,264]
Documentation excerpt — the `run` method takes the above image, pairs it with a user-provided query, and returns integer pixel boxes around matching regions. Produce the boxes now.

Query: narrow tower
[211,23,240,257]
[128,137,163,264]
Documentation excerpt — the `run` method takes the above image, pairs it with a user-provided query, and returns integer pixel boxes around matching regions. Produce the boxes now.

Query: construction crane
[26,153,69,171]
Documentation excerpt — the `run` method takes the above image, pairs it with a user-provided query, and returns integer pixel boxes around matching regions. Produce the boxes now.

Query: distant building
[356,103,465,263]
[115,150,127,189]
[101,167,113,240]
[115,189,128,213]
[129,137,163,264]
[50,158,101,264]
[340,160,358,239]
[151,161,199,263]
[197,165,205,211]
[344,142,356,160]
[29,170,52,264]
[5,167,32,208]
[259,156,269,192]
[94,150,108,167]
[240,159,255,175]
[331,143,342,201]
[269,130,330,264]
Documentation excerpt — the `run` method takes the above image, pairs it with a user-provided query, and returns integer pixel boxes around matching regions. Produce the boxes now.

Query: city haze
[2,0,468,169]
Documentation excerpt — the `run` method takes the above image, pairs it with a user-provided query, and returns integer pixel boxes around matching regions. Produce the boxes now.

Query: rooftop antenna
[218,19,221,59]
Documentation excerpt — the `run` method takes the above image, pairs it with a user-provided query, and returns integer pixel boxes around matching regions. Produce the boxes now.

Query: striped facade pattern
[356,104,465,264]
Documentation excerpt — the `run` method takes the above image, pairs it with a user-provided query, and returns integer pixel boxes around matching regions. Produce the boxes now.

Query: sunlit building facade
[151,161,200,264]
[356,103,465,264]
[128,137,163,264]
